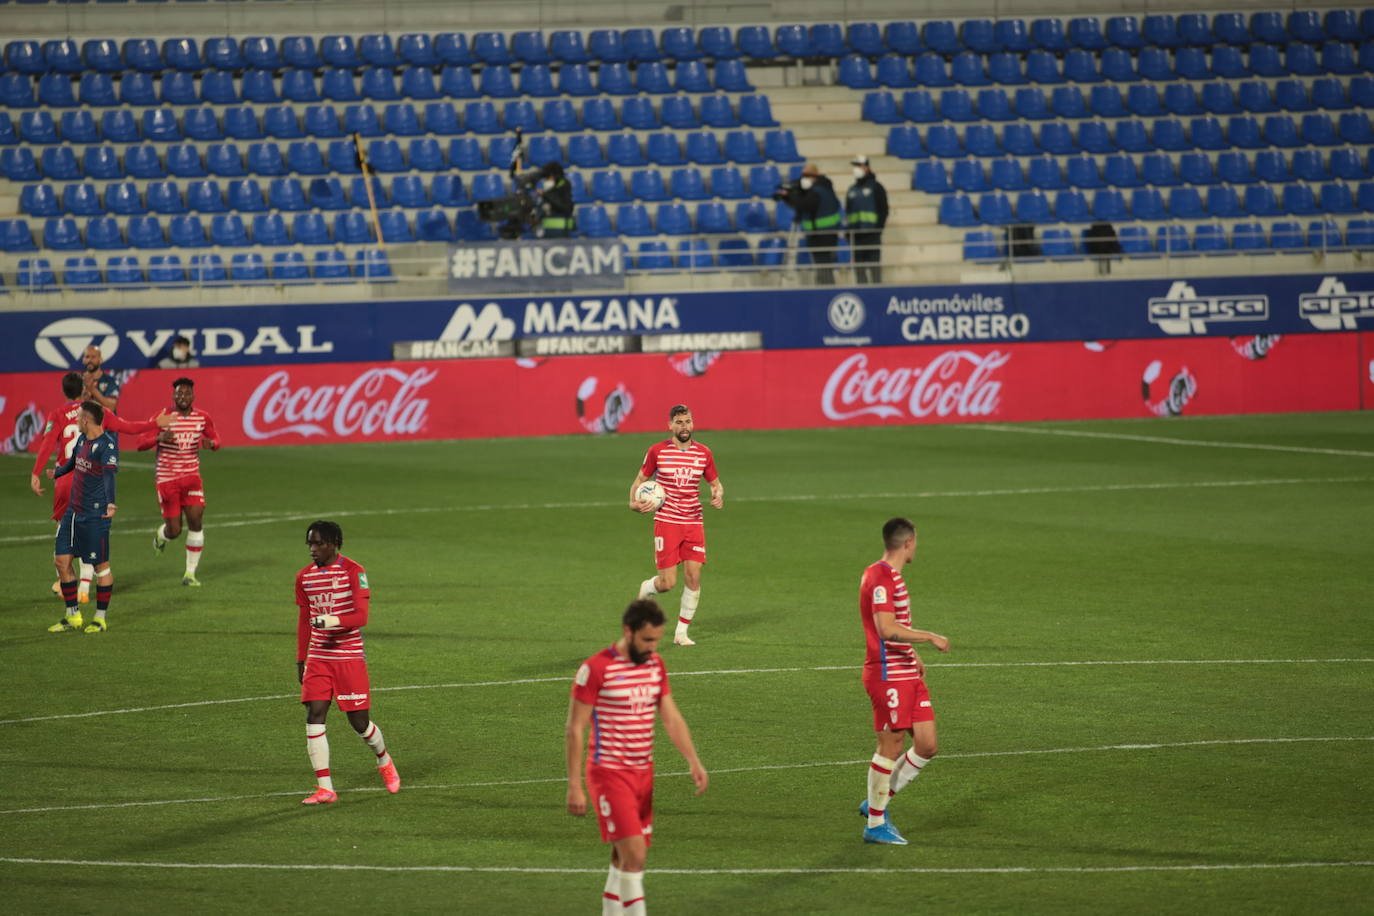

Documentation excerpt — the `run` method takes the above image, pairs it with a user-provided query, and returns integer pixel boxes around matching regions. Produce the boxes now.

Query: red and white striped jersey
[860,561,922,683]
[31,400,84,475]
[295,555,371,662]
[145,408,219,484]
[639,440,717,524]
[572,646,671,771]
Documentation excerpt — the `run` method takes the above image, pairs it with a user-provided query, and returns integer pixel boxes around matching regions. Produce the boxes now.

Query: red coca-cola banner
[0,333,1364,451]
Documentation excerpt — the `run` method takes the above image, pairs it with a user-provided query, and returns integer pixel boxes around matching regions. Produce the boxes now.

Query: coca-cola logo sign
[243,368,436,440]
[821,351,1008,421]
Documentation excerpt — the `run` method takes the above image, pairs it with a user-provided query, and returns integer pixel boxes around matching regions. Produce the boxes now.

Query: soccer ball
[635,480,666,511]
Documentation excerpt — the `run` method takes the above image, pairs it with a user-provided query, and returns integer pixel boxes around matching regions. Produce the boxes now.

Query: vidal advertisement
[0,333,1365,450]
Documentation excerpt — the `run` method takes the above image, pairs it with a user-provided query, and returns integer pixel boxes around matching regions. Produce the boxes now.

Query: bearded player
[628,405,724,647]
[858,517,950,846]
[140,378,220,587]
[295,520,400,805]
[566,599,708,915]
[31,372,172,599]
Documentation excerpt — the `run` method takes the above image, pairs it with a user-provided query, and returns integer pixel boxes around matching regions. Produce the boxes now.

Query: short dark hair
[882,517,915,550]
[622,599,666,632]
[541,161,564,179]
[173,335,190,346]
[172,377,194,389]
[80,400,104,425]
[306,520,344,548]
[61,372,83,400]
[669,404,690,420]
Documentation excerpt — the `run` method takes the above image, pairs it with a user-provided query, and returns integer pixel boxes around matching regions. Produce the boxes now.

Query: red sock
[60,581,78,613]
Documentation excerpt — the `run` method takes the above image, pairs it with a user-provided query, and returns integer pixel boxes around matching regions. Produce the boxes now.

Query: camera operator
[535,162,575,238]
[846,155,888,285]
[774,163,842,285]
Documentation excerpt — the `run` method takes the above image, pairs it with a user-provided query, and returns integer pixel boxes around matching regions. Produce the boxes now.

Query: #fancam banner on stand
[447,239,626,293]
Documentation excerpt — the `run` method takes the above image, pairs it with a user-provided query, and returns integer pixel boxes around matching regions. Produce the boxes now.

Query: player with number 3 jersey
[628,404,723,647]
[857,517,951,846]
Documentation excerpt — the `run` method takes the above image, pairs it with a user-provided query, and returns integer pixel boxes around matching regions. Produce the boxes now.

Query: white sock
[677,587,699,635]
[602,864,622,915]
[78,560,92,595]
[359,721,392,768]
[307,724,333,791]
[866,754,895,828]
[158,522,172,542]
[890,748,930,797]
[185,529,204,575]
[619,870,645,916]
[637,577,664,600]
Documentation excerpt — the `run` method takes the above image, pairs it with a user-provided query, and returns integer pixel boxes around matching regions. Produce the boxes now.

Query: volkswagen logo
[34,317,120,368]
[827,293,866,334]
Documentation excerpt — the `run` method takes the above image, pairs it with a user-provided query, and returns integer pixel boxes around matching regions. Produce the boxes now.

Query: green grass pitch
[2,412,1372,914]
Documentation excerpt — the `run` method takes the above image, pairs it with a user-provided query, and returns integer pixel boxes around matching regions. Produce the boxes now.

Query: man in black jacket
[846,156,889,285]
[778,164,843,285]
[537,162,576,238]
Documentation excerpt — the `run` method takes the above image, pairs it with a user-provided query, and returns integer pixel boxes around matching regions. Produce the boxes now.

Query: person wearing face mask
[846,156,889,285]
[794,163,842,285]
[537,161,576,239]
[157,335,200,370]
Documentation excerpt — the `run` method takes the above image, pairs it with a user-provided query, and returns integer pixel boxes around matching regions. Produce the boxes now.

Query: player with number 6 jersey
[566,599,708,916]
[857,517,951,846]
[627,404,724,647]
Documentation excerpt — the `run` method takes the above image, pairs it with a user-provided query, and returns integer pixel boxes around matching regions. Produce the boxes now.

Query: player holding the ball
[294,520,401,805]
[627,405,723,647]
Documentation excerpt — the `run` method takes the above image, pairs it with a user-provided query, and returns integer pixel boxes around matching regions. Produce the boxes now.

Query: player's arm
[874,611,950,652]
[295,577,310,682]
[101,449,118,519]
[659,693,708,795]
[629,447,658,512]
[201,414,222,451]
[105,410,173,436]
[704,452,723,509]
[50,452,76,481]
[565,696,594,815]
[84,375,118,411]
[29,413,59,495]
[309,568,370,630]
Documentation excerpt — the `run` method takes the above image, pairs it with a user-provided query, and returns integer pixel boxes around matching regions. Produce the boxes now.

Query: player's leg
[49,532,82,632]
[890,684,938,798]
[638,522,679,599]
[341,665,399,794]
[675,555,704,646]
[84,556,113,633]
[182,500,205,586]
[861,681,911,843]
[300,669,338,803]
[613,836,648,916]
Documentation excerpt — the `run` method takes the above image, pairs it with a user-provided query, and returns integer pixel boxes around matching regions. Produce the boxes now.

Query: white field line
[1,736,1369,817]
[977,424,1374,458]
[2,856,1372,876]
[3,475,1371,543]
[3,658,1370,727]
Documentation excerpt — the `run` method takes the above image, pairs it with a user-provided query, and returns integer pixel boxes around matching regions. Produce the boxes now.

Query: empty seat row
[914,149,1374,193]
[0,130,803,181]
[7,250,392,291]
[886,113,1372,158]
[839,41,1374,90]
[0,96,779,144]
[4,211,415,249]
[633,237,795,271]
[865,78,1374,125]
[9,15,1374,75]
[937,182,1374,226]
[0,60,756,108]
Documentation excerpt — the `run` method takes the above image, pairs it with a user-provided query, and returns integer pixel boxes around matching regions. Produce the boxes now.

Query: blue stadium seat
[445,137,482,171]
[523,134,561,167]
[187,180,226,213]
[78,73,116,107]
[1244,184,1281,216]
[1103,154,1140,188]
[1348,219,1374,249]
[533,99,576,134]
[599,133,640,167]
[624,168,664,202]
[840,56,877,89]
[226,178,266,213]
[715,59,754,92]
[432,33,474,67]
[1025,50,1062,84]
[1066,155,1103,188]
[119,72,157,107]
[227,252,266,282]
[1331,148,1369,181]
[38,73,75,108]
[1173,14,1211,47]
[925,124,960,158]
[1052,86,1087,119]
[238,69,276,104]
[1282,183,1318,215]
[1302,113,1338,145]
[181,107,222,142]
[901,90,936,123]
[977,192,1014,225]
[635,240,673,271]
[321,69,360,102]
[206,145,245,179]
[1339,112,1372,144]
[312,249,350,281]
[709,165,745,199]
[372,210,411,243]
[82,39,122,74]
[357,34,399,69]
[759,129,798,163]
[242,37,283,70]
[588,170,626,203]
[879,55,915,88]
[281,36,321,69]
[1245,13,1282,45]
[1106,16,1145,50]
[1012,88,1048,120]
[1269,220,1304,250]
[701,94,739,128]
[966,124,1001,156]
[1211,45,1248,79]
[664,60,707,94]
[615,203,652,237]
[1307,218,1343,249]
[187,253,228,286]
[990,157,1026,191]
[1026,156,1064,190]
[120,146,161,180]
[422,173,463,207]
[224,106,264,140]
[122,39,162,73]
[886,125,923,159]
[1289,11,1325,44]
[146,180,186,214]
[193,71,235,105]
[246,141,286,175]
[19,257,59,291]
[609,97,650,131]
[22,184,61,217]
[1320,41,1357,75]
[1311,77,1350,111]
[1038,227,1078,258]
[1110,225,1149,255]
[1189,116,1226,150]
[330,211,370,243]
[1101,48,1136,82]
[1292,149,1328,182]
[354,249,393,281]
[1117,120,1152,152]
[1132,187,1166,220]
[1360,181,1374,212]
[654,202,690,235]
[624,28,661,63]
[455,101,497,136]
[1037,122,1075,156]
[1319,182,1357,214]
[695,200,731,233]
[1325,10,1362,41]
[952,52,988,86]
[1168,186,1205,219]
[698,26,738,59]
[164,214,206,247]
[595,62,632,95]
[303,177,345,211]
[435,66,476,100]
[267,251,308,283]
[663,27,703,61]
[1077,121,1113,154]
[546,63,590,97]
[105,255,146,288]
[281,141,323,176]
[104,181,145,215]
[320,35,361,69]
[144,108,183,143]
[1152,224,1189,256]
[668,166,705,200]
[952,159,989,192]
[1091,85,1125,118]
[267,177,306,211]
[748,164,781,197]
[774,25,811,59]
[1189,224,1227,253]
[1015,190,1052,223]
[126,215,166,249]
[987,52,1026,85]
[480,65,517,99]
[734,25,774,61]
[0,219,38,252]
[20,111,57,144]
[1254,150,1291,183]
[941,88,975,122]
[148,254,188,287]
[684,131,722,165]
[1064,49,1102,82]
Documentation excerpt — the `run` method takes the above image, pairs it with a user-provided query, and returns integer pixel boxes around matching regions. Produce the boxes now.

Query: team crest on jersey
[358,572,369,589]
[873,586,887,604]
[575,663,591,686]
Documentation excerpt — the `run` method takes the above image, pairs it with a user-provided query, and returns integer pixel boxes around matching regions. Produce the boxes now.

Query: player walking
[140,378,220,586]
[566,599,708,915]
[858,517,950,846]
[628,405,724,647]
[294,520,400,805]
[46,401,119,634]
[31,373,172,600]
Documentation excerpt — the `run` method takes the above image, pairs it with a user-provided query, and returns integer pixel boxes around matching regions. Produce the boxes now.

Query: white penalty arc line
[976,424,1374,458]
[2,736,1369,817]
[3,658,1371,727]
[1,856,1371,876]
[2,475,1370,544]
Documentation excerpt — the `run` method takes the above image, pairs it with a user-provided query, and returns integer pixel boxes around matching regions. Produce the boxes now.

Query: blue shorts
[55,513,111,565]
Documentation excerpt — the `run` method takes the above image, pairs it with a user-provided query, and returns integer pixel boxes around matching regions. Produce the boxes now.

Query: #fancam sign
[448,240,625,293]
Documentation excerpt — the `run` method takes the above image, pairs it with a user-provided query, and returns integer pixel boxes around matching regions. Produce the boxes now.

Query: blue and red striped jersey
[53,432,118,520]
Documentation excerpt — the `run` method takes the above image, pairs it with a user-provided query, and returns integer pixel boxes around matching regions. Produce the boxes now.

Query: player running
[140,377,220,586]
[858,517,951,846]
[32,374,172,603]
[46,401,119,634]
[628,405,724,647]
[294,520,400,805]
[566,599,708,916]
